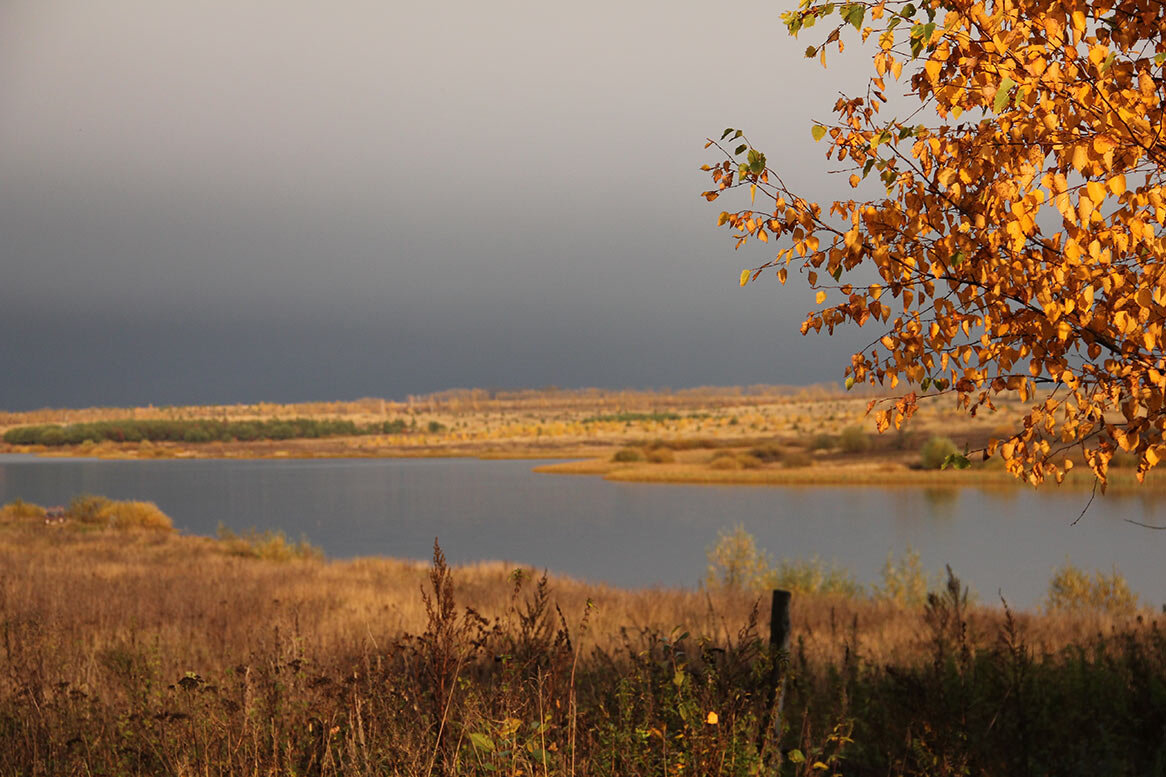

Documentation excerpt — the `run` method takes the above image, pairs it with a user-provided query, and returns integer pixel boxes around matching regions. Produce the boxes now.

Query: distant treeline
[581,411,683,424]
[3,418,414,446]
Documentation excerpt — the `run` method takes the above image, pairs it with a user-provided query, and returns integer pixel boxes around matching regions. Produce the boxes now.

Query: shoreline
[5,440,1165,493]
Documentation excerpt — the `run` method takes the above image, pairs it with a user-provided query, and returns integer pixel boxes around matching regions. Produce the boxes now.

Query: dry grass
[3,517,1164,775]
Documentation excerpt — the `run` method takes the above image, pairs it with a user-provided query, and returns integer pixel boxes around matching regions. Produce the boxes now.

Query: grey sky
[1,0,877,410]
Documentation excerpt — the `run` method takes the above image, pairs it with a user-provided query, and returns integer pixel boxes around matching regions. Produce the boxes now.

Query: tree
[704,0,1166,489]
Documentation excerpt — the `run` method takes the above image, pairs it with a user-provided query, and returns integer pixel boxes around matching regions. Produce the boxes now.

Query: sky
[0,0,878,410]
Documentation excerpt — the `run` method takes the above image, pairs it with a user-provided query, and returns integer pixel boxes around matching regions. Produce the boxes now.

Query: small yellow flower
[705,711,719,725]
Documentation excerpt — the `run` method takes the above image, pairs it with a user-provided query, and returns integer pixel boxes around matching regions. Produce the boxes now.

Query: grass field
[2,507,1163,776]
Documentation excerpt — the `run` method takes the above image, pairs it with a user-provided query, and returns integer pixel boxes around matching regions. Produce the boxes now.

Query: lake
[0,454,1162,609]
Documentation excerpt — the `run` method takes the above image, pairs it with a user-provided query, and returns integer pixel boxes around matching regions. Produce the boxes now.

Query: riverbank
[2,516,1162,775]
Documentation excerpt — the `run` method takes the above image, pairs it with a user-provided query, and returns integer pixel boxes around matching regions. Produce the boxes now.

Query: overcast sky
[0,0,878,410]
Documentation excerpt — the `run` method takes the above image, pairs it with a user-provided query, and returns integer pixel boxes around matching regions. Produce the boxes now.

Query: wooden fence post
[758,589,791,765]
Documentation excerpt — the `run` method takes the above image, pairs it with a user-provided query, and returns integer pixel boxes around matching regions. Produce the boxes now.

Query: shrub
[767,557,864,597]
[736,453,763,469]
[216,524,323,562]
[748,443,784,463]
[920,435,959,469]
[1046,562,1139,614]
[40,427,67,446]
[838,425,872,454]
[705,525,862,595]
[612,447,644,463]
[97,501,174,531]
[1,499,46,521]
[182,426,214,443]
[874,547,936,607]
[382,419,408,434]
[427,420,447,434]
[809,433,835,451]
[705,524,771,589]
[708,453,742,470]
[67,494,115,524]
[645,447,675,463]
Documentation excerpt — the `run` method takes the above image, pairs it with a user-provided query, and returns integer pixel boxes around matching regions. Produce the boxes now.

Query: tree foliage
[705,0,1166,488]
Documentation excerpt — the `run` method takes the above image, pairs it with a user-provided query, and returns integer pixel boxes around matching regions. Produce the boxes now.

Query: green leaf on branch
[993,76,1016,113]
[942,453,971,470]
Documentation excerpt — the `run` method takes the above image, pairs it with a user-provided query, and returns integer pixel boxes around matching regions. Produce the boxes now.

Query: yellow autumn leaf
[706,712,719,725]
[739,269,750,287]
[1086,180,1106,205]
[701,0,1166,492]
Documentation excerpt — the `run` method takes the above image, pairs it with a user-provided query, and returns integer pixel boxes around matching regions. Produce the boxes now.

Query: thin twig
[1070,480,1098,526]
[1124,518,1166,530]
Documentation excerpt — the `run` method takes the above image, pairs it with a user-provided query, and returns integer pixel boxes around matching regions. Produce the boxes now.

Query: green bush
[427,421,447,434]
[705,525,862,595]
[920,435,959,469]
[838,425,872,453]
[1046,562,1139,614]
[874,547,937,607]
[67,494,115,524]
[611,447,644,463]
[216,524,323,562]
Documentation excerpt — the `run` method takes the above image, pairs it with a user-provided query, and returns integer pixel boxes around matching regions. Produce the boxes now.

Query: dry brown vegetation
[3,512,1165,775]
[9,385,1133,491]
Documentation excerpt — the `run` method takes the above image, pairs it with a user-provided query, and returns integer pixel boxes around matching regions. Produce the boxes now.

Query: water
[0,454,1162,609]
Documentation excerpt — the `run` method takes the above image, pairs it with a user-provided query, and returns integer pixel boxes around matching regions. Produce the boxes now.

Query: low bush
[3,417,372,446]
[645,447,675,463]
[808,433,835,451]
[216,525,323,562]
[838,425,872,453]
[747,442,784,462]
[736,453,763,469]
[705,525,861,595]
[96,500,174,531]
[612,447,644,463]
[873,547,937,607]
[582,411,682,424]
[0,499,46,521]
[1046,562,1139,614]
[67,494,114,524]
[920,435,959,469]
[708,452,742,470]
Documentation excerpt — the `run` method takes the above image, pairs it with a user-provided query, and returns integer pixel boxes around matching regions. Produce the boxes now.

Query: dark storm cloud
[0,0,875,410]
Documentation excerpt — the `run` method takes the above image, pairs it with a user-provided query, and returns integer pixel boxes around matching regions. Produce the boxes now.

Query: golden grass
[10,386,1166,493]
[0,519,1146,679]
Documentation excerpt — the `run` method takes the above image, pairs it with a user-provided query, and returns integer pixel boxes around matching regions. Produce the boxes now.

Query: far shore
[3,386,1160,491]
